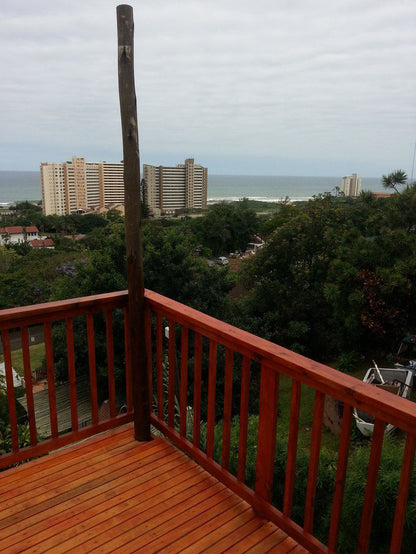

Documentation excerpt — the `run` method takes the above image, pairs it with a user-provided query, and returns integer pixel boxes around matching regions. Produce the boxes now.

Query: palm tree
[382,169,408,193]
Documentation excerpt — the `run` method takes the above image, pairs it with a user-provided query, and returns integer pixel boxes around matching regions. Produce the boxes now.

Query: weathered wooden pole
[117,4,150,441]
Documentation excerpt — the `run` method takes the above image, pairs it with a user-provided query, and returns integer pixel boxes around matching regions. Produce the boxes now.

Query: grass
[0,343,45,377]
[276,374,340,452]
[275,358,382,453]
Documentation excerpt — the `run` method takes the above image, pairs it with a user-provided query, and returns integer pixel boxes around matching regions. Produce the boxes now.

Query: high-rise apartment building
[40,157,125,216]
[143,158,207,214]
[341,173,361,197]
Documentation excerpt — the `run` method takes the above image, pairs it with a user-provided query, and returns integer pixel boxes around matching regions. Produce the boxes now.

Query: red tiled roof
[373,192,391,198]
[29,238,54,248]
[4,226,23,234]
[64,234,86,241]
[0,226,39,235]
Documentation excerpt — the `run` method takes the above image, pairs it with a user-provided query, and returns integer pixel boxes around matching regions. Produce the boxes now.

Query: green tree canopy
[191,201,259,255]
[382,169,408,193]
[237,188,416,362]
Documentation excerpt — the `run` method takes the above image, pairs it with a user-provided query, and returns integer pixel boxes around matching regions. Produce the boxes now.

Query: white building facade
[0,226,39,245]
[143,158,207,214]
[342,173,361,197]
[40,157,126,216]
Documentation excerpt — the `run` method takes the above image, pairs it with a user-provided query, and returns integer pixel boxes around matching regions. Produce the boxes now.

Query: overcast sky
[1,0,415,177]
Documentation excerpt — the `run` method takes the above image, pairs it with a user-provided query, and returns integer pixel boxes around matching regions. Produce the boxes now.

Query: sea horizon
[0,170,383,205]
[207,173,382,203]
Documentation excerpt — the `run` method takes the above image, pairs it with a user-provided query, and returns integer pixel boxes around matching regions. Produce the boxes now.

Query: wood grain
[0,426,301,553]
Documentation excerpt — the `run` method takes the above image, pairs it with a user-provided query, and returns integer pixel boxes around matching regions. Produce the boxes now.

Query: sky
[0,0,415,177]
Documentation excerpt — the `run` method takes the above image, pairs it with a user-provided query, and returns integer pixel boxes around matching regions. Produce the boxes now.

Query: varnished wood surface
[0,424,309,553]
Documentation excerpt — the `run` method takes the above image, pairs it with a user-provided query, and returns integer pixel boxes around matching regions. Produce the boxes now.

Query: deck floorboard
[0,424,309,553]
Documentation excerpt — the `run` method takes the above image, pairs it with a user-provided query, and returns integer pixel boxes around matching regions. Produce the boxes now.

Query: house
[0,225,53,249]
[0,225,40,245]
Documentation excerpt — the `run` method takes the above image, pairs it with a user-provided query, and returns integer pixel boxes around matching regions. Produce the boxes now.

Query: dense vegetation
[238,187,416,364]
[2,182,416,551]
[5,186,415,364]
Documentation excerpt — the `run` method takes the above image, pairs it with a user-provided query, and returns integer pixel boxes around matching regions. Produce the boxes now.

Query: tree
[0,246,17,273]
[142,223,234,318]
[237,187,416,362]
[382,169,408,193]
[191,202,259,255]
[238,194,349,359]
[0,249,89,309]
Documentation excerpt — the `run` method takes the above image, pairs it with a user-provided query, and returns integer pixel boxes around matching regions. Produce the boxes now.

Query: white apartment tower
[143,158,207,214]
[342,173,361,197]
[40,157,125,216]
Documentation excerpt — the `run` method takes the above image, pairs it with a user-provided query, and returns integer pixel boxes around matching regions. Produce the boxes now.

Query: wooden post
[117,4,150,441]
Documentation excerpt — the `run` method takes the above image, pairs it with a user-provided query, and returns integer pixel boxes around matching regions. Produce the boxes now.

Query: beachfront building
[142,158,207,215]
[40,157,125,216]
[341,173,361,197]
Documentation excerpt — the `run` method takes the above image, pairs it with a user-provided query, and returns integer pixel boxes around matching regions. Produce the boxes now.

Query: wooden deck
[0,424,308,553]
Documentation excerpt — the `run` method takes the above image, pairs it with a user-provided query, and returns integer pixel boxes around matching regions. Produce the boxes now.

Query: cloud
[0,0,415,176]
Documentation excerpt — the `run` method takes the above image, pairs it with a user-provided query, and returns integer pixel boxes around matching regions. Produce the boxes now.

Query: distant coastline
[0,170,382,206]
[207,173,381,203]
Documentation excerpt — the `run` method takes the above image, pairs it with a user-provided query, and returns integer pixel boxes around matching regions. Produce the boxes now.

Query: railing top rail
[145,289,416,435]
[0,291,128,329]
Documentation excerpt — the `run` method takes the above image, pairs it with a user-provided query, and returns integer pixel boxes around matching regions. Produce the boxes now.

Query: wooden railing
[1,291,416,552]
[145,290,416,554]
[0,292,133,469]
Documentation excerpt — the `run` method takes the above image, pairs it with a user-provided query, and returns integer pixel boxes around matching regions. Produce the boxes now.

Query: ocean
[0,170,382,205]
[207,174,382,203]
[0,171,41,204]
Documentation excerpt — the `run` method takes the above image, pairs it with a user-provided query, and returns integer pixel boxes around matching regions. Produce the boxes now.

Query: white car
[216,256,229,266]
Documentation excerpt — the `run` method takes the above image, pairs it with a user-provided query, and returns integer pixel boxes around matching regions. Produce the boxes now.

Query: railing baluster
[1,330,19,452]
[168,319,176,428]
[123,307,132,413]
[21,326,37,446]
[65,318,78,432]
[44,322,58,438]
[179,325,189,437]
[255,364,279,502]
[237,355,250,482]
[283,379,301,516]
[206,340,217,457]
[87,314,98,425]
[304,390,325,534]
[193,332,202,448]
[144,305,152,412]
[358,418,386,553]
[222,347,234,470]
[156,312,163,419]
[328,403,353,552]
[105,310,116,418]
[390,433,416,554]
